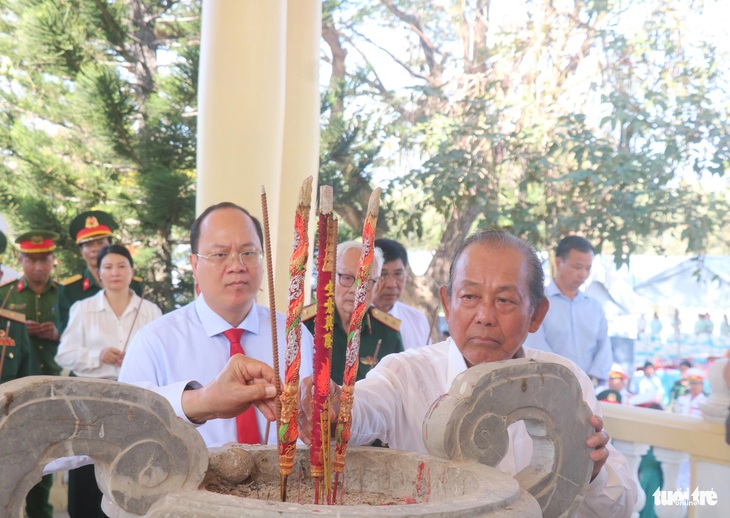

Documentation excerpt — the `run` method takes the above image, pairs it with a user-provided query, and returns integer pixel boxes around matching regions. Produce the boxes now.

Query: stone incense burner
[0,359,593,517]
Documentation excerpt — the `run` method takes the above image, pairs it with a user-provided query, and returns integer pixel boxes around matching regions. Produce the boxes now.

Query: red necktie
[223,328,261,444]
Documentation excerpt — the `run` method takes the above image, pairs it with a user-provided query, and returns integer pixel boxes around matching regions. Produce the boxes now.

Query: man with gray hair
[300,230,637,517]
[302,240,404,384]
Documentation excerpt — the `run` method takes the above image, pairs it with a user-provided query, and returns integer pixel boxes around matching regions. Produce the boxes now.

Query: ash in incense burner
[1,359,593,517]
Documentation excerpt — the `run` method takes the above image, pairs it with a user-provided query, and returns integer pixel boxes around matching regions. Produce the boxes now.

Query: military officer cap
[69,210,117,245]
[0,230,6,263]
[15,230,60,254]
[686,368,705,383]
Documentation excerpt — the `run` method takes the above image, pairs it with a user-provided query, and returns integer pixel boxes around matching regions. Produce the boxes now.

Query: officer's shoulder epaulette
[0,307,26,323]
[59,274,83,286]
[370,307,401,331]
[133,275,143,282]
[301,303,317,322]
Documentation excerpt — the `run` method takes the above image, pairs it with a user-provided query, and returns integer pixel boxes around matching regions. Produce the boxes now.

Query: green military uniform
[303,304,404,385]
[0,309,49,518]
[669,378,689,405]
[0,277,61,375]
[1,229,58,517]
[60,210,143,517]
[0,309,41,383]
[56,268,143,333]
[57,210,144,334]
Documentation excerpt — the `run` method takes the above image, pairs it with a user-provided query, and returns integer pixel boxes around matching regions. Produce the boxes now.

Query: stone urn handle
[0,376,208,517]
[423,358,594,518]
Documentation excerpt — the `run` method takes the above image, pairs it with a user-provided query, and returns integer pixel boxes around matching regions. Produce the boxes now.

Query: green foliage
[320,0,730,262]
[0,0,201,311]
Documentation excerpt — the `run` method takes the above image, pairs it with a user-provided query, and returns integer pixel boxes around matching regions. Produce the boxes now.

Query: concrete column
[275,0,321,309]
[197,0,287,214]
[197,0,320,310]
[653,447,691,518]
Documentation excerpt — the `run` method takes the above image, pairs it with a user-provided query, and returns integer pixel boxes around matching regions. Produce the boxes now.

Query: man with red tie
[119,202,314,447]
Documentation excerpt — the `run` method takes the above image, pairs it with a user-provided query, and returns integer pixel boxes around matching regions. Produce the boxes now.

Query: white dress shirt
[118,295,314,448]
[676,392,707,417]
[350,339,638,518]
[55,290,162,379]
[388,301,432,350]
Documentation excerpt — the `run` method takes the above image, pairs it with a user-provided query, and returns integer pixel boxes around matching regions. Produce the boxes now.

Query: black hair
[555,235,595,260]
[374,238,408,267]
[446,229,546,311]
[679,359,692,369]
[190,202,264,254]
[97,244,134,269]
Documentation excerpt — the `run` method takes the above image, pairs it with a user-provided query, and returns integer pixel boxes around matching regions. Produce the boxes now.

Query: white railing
[602,403,729,518]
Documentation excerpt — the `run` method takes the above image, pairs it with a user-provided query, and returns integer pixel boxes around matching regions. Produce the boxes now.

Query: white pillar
[197,1,287,215]
[197,0,321,310]
[275,0,321,309]
[613,440,650,517]
[653,448,690,518]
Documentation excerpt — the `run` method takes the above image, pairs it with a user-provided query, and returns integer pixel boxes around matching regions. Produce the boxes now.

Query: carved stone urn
[0,359,594,517]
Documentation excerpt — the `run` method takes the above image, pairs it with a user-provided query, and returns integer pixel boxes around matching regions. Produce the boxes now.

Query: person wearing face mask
[523,235,612,385]
[56,211,143,335]
[302,240,404,385]
[55,244,161,518]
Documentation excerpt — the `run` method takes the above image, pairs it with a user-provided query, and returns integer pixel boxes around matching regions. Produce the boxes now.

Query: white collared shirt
[118,295,314,447]
[350,339,637,518]
[388,301,432,350]
[55,290,162,379]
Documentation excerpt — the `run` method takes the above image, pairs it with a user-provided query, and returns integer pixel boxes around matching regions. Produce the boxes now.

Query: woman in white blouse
[56,244,162,380]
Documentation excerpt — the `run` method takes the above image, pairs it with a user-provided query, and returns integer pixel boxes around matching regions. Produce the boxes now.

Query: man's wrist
[181,382,210,424]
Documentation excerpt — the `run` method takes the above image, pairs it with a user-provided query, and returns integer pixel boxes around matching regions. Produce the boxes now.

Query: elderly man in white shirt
[373,238,432,350]
[302,229,638,518]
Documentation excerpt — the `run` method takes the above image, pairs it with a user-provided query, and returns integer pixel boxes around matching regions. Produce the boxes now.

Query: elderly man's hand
[587,415,610,481]
[298,375,342,445]
[182,355,277,424]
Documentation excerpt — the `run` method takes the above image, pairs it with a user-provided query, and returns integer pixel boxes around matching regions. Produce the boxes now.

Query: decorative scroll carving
[0,376,207,517]
[423,359,594,518]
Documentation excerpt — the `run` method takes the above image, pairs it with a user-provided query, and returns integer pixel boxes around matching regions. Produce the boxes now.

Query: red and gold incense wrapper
[332,188,381,499]
[277,176,313,496]
[310,186,338,504]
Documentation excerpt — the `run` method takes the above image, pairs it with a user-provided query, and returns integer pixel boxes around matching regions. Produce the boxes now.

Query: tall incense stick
[278,176,313,502]
[261,187,282,429]
[332,188,381,502]
[310,186,337,504]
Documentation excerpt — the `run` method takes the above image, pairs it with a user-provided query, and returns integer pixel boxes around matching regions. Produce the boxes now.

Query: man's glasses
[337,273,378,291]
[196,250,263,268]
